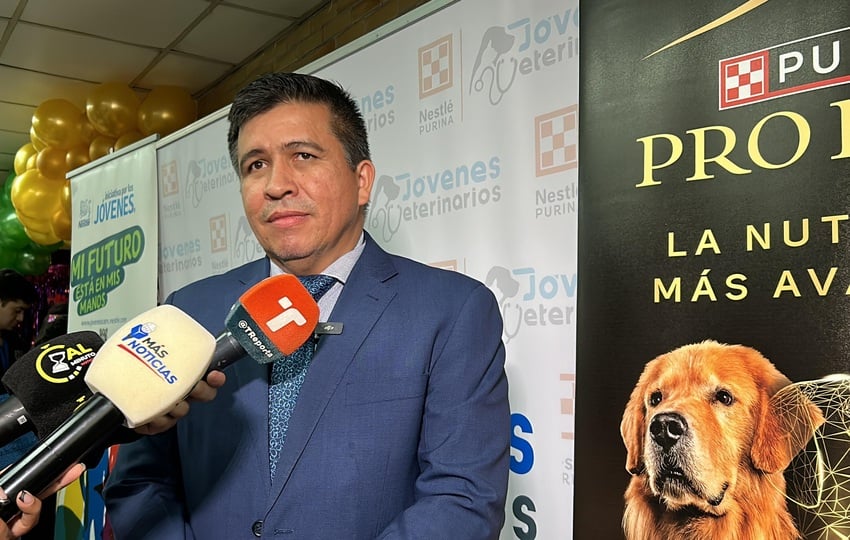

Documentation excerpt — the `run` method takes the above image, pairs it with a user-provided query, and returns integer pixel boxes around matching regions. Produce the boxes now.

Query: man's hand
[0,462,85,539]
[133,371,227,436]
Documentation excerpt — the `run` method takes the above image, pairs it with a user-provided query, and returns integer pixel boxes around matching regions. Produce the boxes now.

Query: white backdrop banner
[317,1,579,537]
[67,137,159,337]
[154,0,578,537]
[156,116,262,302]
[62,136,160,540]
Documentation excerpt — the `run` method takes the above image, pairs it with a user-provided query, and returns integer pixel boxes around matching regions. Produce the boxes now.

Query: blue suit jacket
[104,234,510,539]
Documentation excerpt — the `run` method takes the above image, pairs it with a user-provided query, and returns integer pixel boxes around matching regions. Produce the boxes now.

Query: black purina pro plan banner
[576,1,850,539]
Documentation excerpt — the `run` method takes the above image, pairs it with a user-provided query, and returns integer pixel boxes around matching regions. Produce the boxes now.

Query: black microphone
[0,304,215,518]
[0,331,102,445]
[0,275,318,520]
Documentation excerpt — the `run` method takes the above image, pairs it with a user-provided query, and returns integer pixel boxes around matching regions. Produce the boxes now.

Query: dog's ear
[621,380,647,475]
[751,371,825,473]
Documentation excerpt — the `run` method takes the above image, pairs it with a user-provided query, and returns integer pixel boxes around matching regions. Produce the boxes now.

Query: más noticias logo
[719,26,850,110]
[118,322,178,384]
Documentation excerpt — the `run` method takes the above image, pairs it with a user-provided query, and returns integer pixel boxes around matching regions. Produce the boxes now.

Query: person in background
[0,269,37,379]
[18,302,70,540]
[0,271,81,539]
[0,270,38,471]
[33,302,68,346]
[104,72,510,539]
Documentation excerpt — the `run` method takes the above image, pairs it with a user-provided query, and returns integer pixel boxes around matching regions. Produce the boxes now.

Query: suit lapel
[267,237,399,498]
[214,259,278,495]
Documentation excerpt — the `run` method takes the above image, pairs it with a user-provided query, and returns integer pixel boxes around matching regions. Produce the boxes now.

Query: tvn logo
[266,297,308,332]
[160,160,180,197]
[719,26,850,110]
[231,294,312,361]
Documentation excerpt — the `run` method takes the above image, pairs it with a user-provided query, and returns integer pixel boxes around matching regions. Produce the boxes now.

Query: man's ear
[356,159,375,207]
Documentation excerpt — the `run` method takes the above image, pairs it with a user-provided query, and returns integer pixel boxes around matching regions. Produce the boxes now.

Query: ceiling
[0,0,328,179]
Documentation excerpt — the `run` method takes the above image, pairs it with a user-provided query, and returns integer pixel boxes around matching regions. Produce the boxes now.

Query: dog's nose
[649,413,688,450]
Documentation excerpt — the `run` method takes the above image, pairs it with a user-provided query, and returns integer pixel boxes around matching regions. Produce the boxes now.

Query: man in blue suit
[104,72,510,539]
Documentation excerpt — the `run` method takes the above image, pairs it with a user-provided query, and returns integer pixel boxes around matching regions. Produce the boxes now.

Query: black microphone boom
[0,331,102,446]
[0,278,320,521]
[0,394,122,519]
[0,398,30,446]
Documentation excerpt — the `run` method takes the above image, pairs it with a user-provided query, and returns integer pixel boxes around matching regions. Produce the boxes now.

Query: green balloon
[16,249,51,276]
[0,210,31,249]
[0,249,17,269]
[28,240,63,254]
[0,173,13,210]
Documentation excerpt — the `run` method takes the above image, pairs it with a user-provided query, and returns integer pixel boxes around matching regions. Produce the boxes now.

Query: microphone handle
[0,393,123,522]
[0,396,32,446]
[208,332,245,373]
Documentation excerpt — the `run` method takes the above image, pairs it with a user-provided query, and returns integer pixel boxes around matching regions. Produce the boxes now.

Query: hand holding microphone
[0,462,85,540]
[0,274,319,520]
[135,273,320,435]
[0,303,216,521]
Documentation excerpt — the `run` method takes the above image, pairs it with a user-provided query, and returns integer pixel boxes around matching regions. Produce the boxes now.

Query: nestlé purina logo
[719,28,850,110]
[418,35,454,99]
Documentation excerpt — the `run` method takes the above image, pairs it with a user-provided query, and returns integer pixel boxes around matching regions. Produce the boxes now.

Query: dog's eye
[715,389,734,406]
[649,391,662,406]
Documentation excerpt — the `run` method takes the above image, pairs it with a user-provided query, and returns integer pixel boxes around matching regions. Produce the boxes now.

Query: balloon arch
[1,83,197,276]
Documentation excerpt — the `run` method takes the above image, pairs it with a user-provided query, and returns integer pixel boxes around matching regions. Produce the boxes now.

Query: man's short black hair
[226,72,371,175]
[0,269,37,305]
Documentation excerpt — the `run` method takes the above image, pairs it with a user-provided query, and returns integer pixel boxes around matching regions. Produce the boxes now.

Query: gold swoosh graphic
[644,0,769,59]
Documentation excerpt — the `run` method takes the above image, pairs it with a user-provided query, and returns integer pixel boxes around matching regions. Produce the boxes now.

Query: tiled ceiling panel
[0,0,329,178]
[176,4,294,63]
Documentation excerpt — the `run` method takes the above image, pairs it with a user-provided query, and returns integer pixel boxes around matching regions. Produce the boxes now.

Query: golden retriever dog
[620,340,824,540]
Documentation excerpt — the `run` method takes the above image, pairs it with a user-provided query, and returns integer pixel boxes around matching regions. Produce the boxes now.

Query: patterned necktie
[268,274,336,480]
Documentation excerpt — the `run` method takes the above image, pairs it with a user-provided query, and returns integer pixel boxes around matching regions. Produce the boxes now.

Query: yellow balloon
[30,127,47,152]
[36,146,71,180]
[26,154,37,170]
[15,210,52,233]
[10,169,63,221]
[13,143,37,175]
[66,145,91,172]
[51,206,72,242]
[86,82,141,138]
[24,226,61,246]
[60,180,72,214]
[114,130,143,150]
[138,86,197,137]
[78,115,97,144]
[89,135,115,161]
[32,99,84,150]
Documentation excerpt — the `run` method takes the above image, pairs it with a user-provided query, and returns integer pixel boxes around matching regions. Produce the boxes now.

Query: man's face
[236,101,374,275]
[0,299,30,332]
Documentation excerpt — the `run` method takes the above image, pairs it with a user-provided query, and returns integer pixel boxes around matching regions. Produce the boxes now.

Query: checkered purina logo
[160,160,179,197]
[720,51,768,110]
[209,214,228,253]
[535,105,578,177]
[419,35,454,99]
